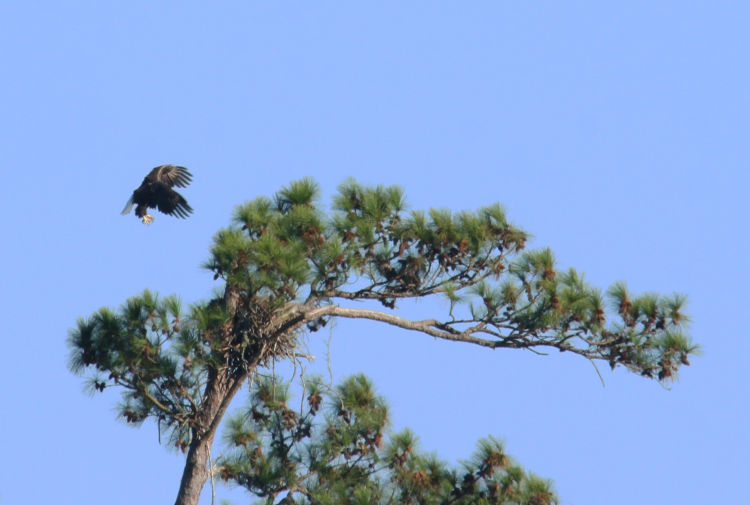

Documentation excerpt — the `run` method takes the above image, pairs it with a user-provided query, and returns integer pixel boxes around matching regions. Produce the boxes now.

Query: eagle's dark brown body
[122,165,193,223]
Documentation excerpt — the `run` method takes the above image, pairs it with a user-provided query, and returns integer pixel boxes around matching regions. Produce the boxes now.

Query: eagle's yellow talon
[142,214,154,225]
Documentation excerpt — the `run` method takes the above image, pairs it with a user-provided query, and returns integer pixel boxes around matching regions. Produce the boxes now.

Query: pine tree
[68,178,697,505]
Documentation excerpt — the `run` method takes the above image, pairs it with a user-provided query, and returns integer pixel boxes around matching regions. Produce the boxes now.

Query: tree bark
[173,368,247,505]
[173,430,212,505]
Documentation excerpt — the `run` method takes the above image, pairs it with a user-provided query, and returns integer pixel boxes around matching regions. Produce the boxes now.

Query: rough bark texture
[174,368,248,505]
[174,430,211,505]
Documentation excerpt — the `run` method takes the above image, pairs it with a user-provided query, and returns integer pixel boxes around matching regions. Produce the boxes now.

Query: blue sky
[1,2,748,504]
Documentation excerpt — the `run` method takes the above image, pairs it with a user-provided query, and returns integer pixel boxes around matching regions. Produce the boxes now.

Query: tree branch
[308,305,500,348]
[285,303,632,367]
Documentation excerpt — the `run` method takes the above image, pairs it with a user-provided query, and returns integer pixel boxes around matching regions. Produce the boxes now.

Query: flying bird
[121,165,194,224]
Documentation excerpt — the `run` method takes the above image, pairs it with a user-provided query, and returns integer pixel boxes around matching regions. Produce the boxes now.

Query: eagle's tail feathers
[121,196,135,215]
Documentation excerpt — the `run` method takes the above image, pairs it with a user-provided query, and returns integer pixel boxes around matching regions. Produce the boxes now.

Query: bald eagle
[121,165,193,224]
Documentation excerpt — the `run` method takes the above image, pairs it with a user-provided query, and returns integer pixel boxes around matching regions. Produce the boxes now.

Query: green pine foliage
[226,178,693,377]
[219,374,558,505]
[69,290,202,449]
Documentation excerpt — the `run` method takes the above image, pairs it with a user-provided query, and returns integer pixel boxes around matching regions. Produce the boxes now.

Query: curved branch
[281,303,621,366]
[308,305,499,348]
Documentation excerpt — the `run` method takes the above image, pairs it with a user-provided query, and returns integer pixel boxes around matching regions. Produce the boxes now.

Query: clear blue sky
[1,2,748,504]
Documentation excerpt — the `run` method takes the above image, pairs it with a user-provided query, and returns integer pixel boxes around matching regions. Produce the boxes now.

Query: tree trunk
[173,431,212,505]
[173,368,247,505]
[173,287,294,505]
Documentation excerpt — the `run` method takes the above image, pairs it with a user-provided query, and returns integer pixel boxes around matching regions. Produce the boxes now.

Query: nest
[225,297,302,373]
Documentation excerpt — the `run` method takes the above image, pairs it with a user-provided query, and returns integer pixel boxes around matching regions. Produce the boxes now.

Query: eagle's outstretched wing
[147,164,193,188]
[154,185,193,218]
